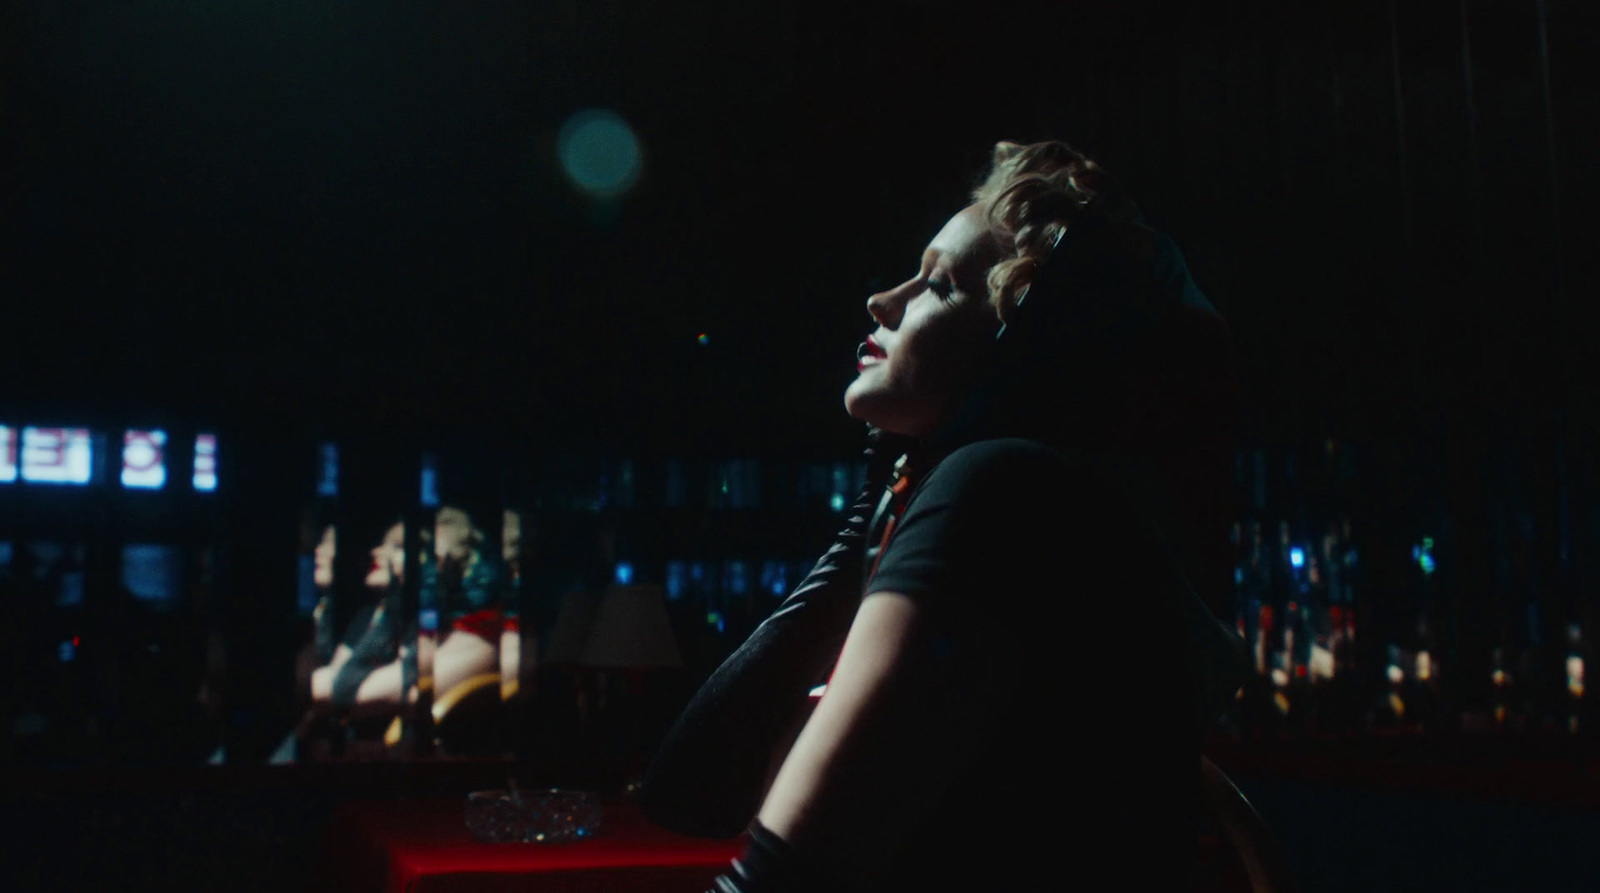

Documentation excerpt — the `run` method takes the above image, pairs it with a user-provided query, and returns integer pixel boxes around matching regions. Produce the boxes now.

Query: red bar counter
[313,798,742,893]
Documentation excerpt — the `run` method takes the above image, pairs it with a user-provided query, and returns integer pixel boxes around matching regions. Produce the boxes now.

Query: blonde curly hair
[971,140,1153,325]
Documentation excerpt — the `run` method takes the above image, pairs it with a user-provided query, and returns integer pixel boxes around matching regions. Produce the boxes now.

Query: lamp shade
[541,588,601,665]
[578,584,683,670]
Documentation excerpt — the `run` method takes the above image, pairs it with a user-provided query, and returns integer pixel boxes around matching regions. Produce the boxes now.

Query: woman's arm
[315,629,498,720]
[431,628,498,696]
[755,590,1009,891]
[308,644,355,703]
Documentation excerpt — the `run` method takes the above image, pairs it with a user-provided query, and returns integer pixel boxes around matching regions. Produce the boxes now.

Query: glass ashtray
[465,789,603,843]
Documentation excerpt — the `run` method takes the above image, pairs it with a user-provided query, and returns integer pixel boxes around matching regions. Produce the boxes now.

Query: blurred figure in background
[315,507,505,725]
[310,520,407,714]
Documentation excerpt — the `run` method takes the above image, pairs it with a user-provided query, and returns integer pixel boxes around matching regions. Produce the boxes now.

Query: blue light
[1234,567,1244,585]
[1289,547,1304,569]
[58,640,75,662]
[829,493,846,512]
[57,572,84,608]
[419,609,439,632]
[664,561,686,601]
[706,611,725,634]
[725,561,748,595]
[614,562,634,586]
[557,109,643,198]
[296,555,318,617]
[418,453,438,508]
[317,443,338,497]
[760,560,788,596]
[122,544,182,608]
[1414,539,1435,575]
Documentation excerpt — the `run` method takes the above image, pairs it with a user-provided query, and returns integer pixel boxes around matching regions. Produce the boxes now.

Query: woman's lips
[856,339,887,368]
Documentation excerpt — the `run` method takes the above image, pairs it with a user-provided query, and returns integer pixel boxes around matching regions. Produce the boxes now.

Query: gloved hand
[706,820,819,893]
[640,428,913,838]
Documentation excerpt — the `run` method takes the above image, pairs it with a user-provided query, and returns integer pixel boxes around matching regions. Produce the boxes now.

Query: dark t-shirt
[864,438,1198,890]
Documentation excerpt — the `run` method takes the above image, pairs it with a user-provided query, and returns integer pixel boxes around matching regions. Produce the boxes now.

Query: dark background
[4,0,1594,452]
[2,1,1600,889]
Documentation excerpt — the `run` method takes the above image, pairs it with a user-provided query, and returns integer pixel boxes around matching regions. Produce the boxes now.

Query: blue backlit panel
[122,544,183,610]
[20,427,91,485]
[0,426,15,482]
[122,429,167,490]
[193,433,217,492]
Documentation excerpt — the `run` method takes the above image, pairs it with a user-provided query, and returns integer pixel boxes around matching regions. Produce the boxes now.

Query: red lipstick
[856,337,887,370]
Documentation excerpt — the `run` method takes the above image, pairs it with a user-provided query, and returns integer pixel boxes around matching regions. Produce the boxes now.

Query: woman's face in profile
[502,510,522,571]
[844,204,1003,437]
[312,525,336,589]
[434,507,477,566]
[366,522,405,590]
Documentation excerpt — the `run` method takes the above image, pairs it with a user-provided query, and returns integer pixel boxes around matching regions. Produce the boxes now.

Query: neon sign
[21,427,92,484]
[123,429,167,490]
[0,426,14,483]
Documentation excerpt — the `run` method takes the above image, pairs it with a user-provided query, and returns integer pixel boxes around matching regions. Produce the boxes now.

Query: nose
[866,284,903,328]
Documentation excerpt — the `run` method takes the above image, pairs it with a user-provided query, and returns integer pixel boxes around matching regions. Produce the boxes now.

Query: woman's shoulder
[910,438,1151,540]
[931,437,1074,474]
[918,438,1092,498]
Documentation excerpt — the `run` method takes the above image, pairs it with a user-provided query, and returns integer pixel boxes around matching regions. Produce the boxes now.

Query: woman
[641,141,1249,891]
[311,506,504,719]
[309,520,407,710]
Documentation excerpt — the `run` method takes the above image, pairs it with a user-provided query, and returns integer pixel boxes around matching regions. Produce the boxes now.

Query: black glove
[640,428,913,838]
[707,820,819,893]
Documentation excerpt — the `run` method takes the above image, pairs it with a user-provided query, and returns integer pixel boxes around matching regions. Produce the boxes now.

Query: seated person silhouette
[309,520,407,714]
[311,507,507,745]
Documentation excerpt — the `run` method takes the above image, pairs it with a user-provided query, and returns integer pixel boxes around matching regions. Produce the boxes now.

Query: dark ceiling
[3,0,1596,458]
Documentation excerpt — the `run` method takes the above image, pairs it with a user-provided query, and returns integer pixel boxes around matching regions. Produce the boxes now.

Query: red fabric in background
[315,799,741,893]
[451,608,506,640]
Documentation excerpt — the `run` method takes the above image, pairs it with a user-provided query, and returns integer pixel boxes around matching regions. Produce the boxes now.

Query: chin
[845,384,935,437]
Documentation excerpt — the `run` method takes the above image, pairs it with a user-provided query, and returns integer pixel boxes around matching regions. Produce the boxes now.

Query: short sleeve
[869,437,1249,741]
[865,439,1105,629]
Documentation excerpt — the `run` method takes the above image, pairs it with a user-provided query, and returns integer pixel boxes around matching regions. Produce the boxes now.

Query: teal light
[1414,538,1436,576]
[557,109,642,198]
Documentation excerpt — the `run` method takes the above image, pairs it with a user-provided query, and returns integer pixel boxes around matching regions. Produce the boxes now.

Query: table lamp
[577,583,684,791]
[579,583,684,671]
[541,588,601,666]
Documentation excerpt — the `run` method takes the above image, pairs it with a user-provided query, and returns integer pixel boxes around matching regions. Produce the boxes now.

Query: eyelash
[925,277,953,299]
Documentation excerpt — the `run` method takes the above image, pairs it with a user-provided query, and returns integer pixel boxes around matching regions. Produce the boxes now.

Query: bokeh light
[557,109,642,198]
